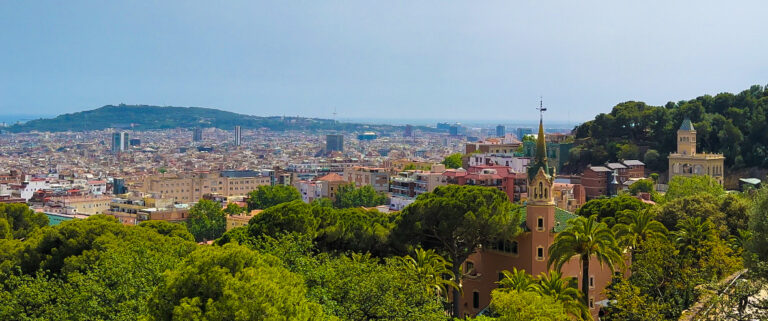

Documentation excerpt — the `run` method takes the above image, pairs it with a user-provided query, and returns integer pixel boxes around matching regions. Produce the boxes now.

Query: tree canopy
[146,243,328,321]
[247,185,302,210]
[333,184,388,209]
[393,185,520,316]
[441,153,463,169]
[571,85,768,171]
[0,203,48,239]
[186,199,227,242]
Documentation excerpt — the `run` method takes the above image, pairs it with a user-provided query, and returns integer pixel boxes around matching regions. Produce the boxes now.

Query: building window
[473,291,480,309]
[465,261,474,274]
[589,276,594,288]
[537,217,544,231]
[537,247,544,260]
[589,297,594,309]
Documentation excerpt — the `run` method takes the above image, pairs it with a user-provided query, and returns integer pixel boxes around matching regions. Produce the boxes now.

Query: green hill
[569,84,768,173]
[7,104,416,133]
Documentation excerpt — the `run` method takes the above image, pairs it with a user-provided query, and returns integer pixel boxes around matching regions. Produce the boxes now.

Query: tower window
[537,217,544,231]
[537,247,544,260]
[589,276,595,288]
[473,291,480,309]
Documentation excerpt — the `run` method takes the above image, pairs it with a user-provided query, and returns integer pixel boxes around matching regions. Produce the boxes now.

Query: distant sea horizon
[0,114,54,125]
[338,117,581,129]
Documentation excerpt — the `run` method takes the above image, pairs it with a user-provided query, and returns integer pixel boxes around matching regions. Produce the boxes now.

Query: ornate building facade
[668,118,725,185]
[457,115,616,319]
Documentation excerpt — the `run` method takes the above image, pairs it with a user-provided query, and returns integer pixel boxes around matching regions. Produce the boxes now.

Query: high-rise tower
[234,126,242,146]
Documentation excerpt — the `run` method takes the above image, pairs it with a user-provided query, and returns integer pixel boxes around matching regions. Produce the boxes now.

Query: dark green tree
[248,200,318,238]
[186,199,226,242]
[333,183,388,209]
[576,194,649,227]
[393,185,520,317]
[0,203,49,239]
[246,185,301,210]
[139,220,195,241]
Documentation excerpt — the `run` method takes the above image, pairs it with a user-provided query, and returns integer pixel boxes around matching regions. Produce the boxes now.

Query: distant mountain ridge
[6,104,417,133]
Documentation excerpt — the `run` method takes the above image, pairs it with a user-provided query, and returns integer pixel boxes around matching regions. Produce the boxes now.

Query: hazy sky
[1,1,766,122]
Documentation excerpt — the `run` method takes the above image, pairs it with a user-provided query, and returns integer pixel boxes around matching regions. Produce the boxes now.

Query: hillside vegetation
[7,104,417,133]
[570,85,768,173]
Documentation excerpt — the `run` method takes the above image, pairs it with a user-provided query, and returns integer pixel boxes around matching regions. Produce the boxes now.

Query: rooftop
[679,118,695,131]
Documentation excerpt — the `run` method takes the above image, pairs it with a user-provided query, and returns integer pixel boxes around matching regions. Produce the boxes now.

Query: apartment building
[389,166,448,210]
[142,170,270,203]
[443,164,528,203]
[343,166,390,193]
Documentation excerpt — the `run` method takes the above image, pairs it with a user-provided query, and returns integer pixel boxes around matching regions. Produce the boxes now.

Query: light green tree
[548,215,622,303]
[146,243,328,321]
[665,175,725,201]
[396,248,458,298]
[612,210,667,258]
[490,290,570,321]
[535,270,590,320]
[441,153,463,169]
[497,267,537,293]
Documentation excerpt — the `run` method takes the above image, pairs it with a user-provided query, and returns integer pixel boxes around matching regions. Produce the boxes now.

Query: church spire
[535,109,547,165]
[528,99,553,181]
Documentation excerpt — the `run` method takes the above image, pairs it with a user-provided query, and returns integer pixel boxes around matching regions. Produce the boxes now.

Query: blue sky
[1,1,766,122]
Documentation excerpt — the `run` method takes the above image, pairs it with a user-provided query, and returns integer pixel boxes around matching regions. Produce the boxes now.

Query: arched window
[544,188,548,199]
[538,182,543,198]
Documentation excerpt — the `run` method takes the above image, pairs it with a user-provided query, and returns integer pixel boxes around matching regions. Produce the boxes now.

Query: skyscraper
[234,126,241,146]
[111,132,128,154]
[496,125,505,137]
[449,125,459,136]
[404,124,413,137]
[193,128,203,142]
[326,134,343,152]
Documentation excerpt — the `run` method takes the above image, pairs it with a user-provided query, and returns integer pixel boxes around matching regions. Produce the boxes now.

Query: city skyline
[2,1,766,121]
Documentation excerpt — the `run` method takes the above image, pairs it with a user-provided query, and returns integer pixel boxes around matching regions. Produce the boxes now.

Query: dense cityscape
[3,1,768,321]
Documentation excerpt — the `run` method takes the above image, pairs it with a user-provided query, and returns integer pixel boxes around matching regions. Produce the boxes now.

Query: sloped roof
[605,163,627,170]
[622,159,644,166]
[588,166,611,172]
[316,173,345,182]
[680,118,695,131]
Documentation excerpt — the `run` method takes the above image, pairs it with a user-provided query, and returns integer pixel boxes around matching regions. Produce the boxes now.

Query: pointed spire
[535,99,547,165]
[535,116,547,165]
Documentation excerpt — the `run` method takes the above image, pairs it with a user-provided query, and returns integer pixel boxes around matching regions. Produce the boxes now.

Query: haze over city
[2,2,768,320]
[2,1,766,121]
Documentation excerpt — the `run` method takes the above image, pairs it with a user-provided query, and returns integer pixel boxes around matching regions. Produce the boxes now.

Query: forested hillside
[570,85,768,173]
[7,104,422,133]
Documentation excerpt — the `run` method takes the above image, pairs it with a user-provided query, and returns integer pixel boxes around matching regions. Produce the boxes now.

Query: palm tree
[397,248,458,298]
[497,267,537,292]
[674,217,716,255]
[612,209,668,258]
[548,215,623,304]
[728,229,753,252]
[536,270,592,321]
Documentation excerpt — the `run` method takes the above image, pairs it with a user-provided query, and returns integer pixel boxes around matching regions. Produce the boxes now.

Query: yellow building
[668,118,725,185]
[226,210,262,231]
[142,171,271,203]
[50,196,112,215]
